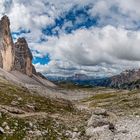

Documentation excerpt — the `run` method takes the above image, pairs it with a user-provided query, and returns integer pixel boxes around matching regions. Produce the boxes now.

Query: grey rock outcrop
[86,109,116,140]
[14,37,36,76]
[109,69,140,89]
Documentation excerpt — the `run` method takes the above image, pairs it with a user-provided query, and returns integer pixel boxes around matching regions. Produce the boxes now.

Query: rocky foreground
[0,74,139,140]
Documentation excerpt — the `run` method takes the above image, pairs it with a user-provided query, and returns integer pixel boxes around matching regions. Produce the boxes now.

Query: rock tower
[0,15,14,71]
[0,15,36,76]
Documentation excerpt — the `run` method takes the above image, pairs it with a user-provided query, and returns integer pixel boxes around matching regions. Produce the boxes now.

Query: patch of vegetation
[0,79,84,139]
[0,80,74,114]
[0,114,27,139]
[0,113,74,140]
[87,92,116,101]
[83,90,140,115]
[58,82,93,89]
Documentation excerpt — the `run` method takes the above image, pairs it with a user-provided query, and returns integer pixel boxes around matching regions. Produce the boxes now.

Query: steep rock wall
[14,37,36,76]
[0,15,14,71]
[0,15,36,77]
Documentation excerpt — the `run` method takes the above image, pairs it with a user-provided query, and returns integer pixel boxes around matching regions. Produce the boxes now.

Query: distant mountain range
[47,69,140,89]
[47,73,110,87]
[108,69,140,89]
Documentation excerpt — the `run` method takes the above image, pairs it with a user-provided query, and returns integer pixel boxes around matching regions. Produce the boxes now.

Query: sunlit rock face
[0,15,14,71]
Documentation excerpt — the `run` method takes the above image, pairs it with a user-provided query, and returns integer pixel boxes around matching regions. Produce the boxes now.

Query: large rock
[14,37,36,76]
[87,114,111,128]
[0,15,14,71]
[86,109,116,140]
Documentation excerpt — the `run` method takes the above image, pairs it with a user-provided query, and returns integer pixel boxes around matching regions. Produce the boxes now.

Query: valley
[0,73,139,139]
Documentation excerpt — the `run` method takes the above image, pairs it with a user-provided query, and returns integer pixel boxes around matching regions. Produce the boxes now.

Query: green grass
[82,90,140,115]
[58,82,107,90]
[0,113,73,140]
[0,114,27,139]
[0,79,78,139]
[0,80,74,114]
[88,92,116,100]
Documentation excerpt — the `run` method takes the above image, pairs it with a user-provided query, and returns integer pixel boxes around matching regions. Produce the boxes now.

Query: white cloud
[34,26,140,64]
[33,25,140,76]
[3,0,140,33]
[87,0,140,29]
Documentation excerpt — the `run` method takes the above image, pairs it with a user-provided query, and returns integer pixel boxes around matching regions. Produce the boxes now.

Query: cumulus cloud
[33,25,140,76]
[35,60,140,78]
[2,0,140,33]
[33,26,140,64]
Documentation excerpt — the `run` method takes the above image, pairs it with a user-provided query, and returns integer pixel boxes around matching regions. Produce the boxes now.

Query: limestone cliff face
[14,38,36,76]
[0,15,14,71]
[0,15,36,76]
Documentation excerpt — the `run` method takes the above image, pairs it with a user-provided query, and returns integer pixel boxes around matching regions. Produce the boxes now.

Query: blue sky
[1,0,140,77]
[36,4,98,65]
[42,5,97,36]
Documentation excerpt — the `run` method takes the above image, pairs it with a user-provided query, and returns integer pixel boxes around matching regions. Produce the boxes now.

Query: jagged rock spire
[0,15,14,71]
[0,15,10,26]
[0,15,36,76]
[14,37,36,76]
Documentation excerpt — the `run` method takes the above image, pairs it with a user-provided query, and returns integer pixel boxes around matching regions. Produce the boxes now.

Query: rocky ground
[0,74,140,139]
[73,88,140,140]
[0,76,89,140]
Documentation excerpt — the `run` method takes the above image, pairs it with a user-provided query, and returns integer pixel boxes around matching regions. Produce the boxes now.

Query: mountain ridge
[48,69,140,89]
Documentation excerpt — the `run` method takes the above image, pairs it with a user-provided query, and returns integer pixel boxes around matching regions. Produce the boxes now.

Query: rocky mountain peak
[0,15,14,71]
[14,37,35,76]
[0,15,10,26]
[0,15,36,76]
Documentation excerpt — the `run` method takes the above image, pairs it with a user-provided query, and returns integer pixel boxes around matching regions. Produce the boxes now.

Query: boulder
[0,127,4,134]
[86,125,114,140]
[87,114,110,128]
